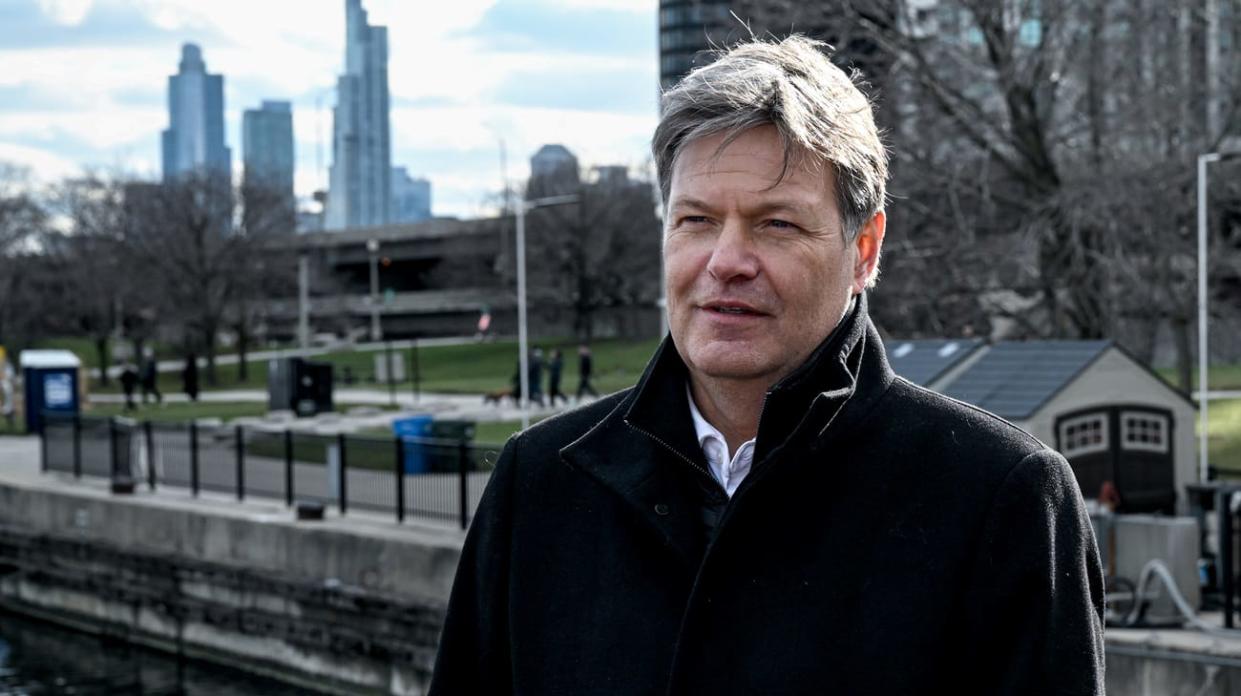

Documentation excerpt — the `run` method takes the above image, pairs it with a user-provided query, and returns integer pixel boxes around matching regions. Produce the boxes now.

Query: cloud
[38,0,95,26]
[491,64,657,114]
[457,0,654,58]
[0,0,660,221]
[0,142,82,182]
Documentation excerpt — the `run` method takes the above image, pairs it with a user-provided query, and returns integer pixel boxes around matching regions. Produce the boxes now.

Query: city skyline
[161,42,230,181]
[326,0,392,229]
[0,0,658,219]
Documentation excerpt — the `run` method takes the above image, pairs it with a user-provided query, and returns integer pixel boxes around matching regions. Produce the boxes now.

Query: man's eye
[766,219,799,231]
[680,215,710,226]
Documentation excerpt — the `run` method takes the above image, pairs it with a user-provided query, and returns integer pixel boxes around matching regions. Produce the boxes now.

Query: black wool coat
[430,296,1106,695]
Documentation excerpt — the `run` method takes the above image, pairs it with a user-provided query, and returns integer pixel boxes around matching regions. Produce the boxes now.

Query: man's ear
[851,210,886,293]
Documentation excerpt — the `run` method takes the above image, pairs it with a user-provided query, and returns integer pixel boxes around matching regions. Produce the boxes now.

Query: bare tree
[124,171,250,386]
[0,163,50,354]
[721,0,1241,386]
[523,173,662,340]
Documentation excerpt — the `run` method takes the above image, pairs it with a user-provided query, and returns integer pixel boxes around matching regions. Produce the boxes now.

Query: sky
[0,0,659,219]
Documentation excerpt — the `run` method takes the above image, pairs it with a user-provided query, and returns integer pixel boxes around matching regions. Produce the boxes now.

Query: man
[575,342,598,401]
[140,348,162,406]
[430,37,1104,695]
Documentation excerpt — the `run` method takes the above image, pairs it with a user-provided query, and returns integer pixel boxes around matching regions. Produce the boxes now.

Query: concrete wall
[1017,348,1197,511]
[0,477,464,694]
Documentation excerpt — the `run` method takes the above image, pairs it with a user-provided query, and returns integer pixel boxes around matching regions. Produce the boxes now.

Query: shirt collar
[686,383,726,451]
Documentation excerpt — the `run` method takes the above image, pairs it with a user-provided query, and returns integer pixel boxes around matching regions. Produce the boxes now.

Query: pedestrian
[528,348,545,408]
[430,36,1104,695]
[140,348,162,405]
[182,353,199,402]
[119,363,139,411]
[575,342,597,402]
[546,348,567,407]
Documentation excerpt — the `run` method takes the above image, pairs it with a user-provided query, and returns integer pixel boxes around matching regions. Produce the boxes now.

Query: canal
[0,610,304,695]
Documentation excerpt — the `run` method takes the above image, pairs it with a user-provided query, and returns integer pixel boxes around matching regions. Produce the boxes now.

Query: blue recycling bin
[393,415,434,474]
[20,350,81,433]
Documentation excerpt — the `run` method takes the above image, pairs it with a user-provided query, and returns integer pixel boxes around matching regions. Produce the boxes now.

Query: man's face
[664,126,884,389]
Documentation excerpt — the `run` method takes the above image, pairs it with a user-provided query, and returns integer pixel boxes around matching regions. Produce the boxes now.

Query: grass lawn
[1208,398,1241,478]
[1155,363,1241,392]
[88,336,663,397]
[81,400,397,424]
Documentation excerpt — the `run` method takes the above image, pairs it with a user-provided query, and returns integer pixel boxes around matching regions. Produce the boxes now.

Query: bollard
[395,437,406,523]
[109,418,135,495]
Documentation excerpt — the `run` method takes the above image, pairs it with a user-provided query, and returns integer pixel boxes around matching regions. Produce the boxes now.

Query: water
[0,610,305,695]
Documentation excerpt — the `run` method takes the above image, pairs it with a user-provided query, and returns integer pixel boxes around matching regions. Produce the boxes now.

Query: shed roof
[887,338,985,387]
[19,349,82,368]
[940,340,1111,419]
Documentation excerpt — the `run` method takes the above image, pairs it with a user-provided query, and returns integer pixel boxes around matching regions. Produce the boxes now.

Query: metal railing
[40,412,501,530]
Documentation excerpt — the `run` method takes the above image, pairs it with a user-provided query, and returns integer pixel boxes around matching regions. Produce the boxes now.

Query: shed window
[1120,411,1169,453]
[1059,414,1108,457]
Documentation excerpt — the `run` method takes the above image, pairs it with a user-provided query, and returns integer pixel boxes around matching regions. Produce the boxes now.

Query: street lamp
[366,238,381,342]
[1196,137,1241,483]
[515,193,579,429]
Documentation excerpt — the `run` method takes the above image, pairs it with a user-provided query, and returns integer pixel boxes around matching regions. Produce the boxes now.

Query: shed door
[1056,410,1111,501]
[1054,405,1175,513]
[1114,407,1175,512]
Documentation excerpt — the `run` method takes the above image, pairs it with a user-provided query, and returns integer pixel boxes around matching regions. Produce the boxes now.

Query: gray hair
[653,35,888,240]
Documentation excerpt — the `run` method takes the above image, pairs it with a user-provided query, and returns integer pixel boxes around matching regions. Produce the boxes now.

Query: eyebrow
[668,196,816,218]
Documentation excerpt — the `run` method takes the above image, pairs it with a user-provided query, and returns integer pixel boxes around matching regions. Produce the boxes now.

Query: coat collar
[558,293,893,562]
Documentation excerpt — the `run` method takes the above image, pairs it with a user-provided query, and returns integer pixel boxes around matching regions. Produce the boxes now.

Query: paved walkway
[89,388,596,432]
[102,335,487,378]
[0,435,39,477]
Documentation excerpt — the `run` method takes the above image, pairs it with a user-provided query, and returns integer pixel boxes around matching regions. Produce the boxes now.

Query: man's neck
[687,375,767,455]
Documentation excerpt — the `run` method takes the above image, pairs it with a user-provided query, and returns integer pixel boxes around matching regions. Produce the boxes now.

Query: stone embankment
[0,461,464,695]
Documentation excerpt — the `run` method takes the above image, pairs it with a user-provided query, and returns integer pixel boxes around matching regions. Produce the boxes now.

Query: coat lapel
[560,339,714,568]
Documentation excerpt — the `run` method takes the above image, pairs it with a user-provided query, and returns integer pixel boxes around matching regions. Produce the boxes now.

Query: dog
[483,389,514,406]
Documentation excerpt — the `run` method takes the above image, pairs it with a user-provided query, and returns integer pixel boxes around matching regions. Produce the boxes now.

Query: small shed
[889,339,1196,513]
[19,349,82,433]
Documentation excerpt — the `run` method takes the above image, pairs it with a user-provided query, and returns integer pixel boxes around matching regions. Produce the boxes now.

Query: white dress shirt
[686,385,756,497]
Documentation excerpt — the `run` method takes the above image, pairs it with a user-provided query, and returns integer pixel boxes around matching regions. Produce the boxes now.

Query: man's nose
[705,219,760,282]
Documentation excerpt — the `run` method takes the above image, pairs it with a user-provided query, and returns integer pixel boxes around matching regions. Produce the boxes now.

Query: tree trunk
[94,336,110,386]
[236,319,249,382]
[1171,315,1193,393]
[202,325,217,387]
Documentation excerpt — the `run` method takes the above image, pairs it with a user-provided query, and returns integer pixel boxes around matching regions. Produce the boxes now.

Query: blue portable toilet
[20,350,81,433]
[393,415,434,473]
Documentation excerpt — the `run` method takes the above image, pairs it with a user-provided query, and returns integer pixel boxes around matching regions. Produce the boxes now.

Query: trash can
[393,415,434,474]
[19,349,81,433]
[429,420,477,473]
[268,357,334,416]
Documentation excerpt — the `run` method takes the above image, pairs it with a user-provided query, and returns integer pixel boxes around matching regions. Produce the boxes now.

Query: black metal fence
[40,412,502,530]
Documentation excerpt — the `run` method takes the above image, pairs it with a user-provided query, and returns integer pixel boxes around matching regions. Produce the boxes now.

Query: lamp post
[366,238,381,342]
[515,193,579,429]
[1196,137,1241,483]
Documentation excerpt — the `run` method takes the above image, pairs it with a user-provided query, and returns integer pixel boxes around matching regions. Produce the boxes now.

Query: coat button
[654,503,669,516]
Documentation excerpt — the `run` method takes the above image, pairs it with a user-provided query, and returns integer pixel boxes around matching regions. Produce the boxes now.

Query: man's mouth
[704,302,765,316]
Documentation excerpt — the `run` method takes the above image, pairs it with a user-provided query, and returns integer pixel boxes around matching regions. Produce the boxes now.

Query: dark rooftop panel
[941,340,1111,419]
[887,338,985,387]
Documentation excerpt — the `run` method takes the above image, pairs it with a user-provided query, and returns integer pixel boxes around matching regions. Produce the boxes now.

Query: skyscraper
[391,167,431,223]
[527,144,580,198]
[161,43,230,181]
[325,0,392,230]
[242,101,295,205]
